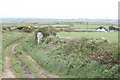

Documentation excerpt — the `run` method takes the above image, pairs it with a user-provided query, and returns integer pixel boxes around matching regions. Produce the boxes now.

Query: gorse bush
[36,26,58,38]
[15,25,35,32]
[35,26,59,44]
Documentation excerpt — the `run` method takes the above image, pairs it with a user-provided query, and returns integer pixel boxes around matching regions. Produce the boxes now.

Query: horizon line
[0,17,118,20]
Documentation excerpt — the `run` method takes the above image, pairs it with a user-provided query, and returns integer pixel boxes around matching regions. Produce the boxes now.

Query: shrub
[15,25,35,32]
[35,26,59,44]
[102,65,119,78]
[36,26,58,37]
[22,34,119,78]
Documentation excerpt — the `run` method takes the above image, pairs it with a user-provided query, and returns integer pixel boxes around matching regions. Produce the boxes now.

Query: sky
[0,0,119,19]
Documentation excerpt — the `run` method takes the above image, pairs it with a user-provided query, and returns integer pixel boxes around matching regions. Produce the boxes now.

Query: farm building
[109,26,120,32]
[96,26,108,32]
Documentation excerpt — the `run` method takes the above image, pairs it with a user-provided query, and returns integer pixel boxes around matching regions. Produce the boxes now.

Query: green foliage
[2,31,27,50]
[15,47,40,78]
[2,31,29,78]
[2,23,119,78]
[36,26,58,38]
[15,25,35,32]
[102,65,119,78]
[22,34,119,78]
[8,50,25,78]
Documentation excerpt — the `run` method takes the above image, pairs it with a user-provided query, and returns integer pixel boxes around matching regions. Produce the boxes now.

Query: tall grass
[2,31,27,65]
[15,45,41,78]
[2,30,29,78]
[22,35,119,78]
[8,47,25,78]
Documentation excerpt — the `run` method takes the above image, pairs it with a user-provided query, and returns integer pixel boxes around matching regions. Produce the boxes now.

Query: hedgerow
[22,33,119,78]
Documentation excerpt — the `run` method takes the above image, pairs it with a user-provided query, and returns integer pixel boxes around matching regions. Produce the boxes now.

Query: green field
[58,32,118,43]
[70,24,118,29]
[1,22,119,78]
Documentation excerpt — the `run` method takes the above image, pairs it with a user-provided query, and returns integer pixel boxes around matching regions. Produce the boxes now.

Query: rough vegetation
[2,27,12,31]
[2,31,29,78]
[35,26,59,43]
[2,23,119,78]
[2,25,36,32]
[36,26,59,37]
[22,34,119,78]
[15,25,35,32]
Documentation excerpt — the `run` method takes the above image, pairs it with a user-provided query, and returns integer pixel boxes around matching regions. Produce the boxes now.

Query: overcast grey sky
[0,0,119,19]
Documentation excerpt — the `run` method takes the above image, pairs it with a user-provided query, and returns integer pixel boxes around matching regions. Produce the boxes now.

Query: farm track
[3,32,32,78]
[3,44,15,78]
[16,44,59,78]
[3,32,59,78]
[12,44,34,78]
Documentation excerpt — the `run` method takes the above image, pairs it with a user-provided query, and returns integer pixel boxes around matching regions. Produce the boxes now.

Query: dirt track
[3,33,59,78]
[16,44,59,78]
[12,44,34,78]
[3,44,15,78]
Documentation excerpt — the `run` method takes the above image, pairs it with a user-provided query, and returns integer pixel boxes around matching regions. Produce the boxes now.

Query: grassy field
[58,32,118,43]
[1,23,119,78]
[2,31,28,50]
[70,24,118,29]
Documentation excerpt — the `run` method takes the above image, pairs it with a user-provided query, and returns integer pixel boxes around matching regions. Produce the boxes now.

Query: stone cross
[37,32,43,44]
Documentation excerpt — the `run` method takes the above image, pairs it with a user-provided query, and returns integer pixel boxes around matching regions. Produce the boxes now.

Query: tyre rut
[17,44,59,78]
[12,44,34,78]
[3,32,33,78]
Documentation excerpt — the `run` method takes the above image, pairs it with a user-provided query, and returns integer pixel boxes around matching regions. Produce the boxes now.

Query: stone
[37,32,43,44]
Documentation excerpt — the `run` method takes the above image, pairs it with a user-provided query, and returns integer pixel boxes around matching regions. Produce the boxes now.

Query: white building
[96,27,108,32]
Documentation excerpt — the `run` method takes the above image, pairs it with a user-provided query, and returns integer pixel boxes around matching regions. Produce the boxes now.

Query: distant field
[53,24,118,32]
[52,24,118,29]
[70,24,118,29]
[58,32,118,43]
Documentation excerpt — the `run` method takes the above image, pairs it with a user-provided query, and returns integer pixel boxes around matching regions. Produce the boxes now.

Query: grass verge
[22,35,119,78]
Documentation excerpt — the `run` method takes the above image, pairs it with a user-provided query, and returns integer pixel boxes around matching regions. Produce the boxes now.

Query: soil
[3,45,15,78]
